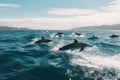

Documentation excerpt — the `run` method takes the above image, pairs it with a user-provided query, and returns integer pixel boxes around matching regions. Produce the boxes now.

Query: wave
[0,30,120,80]
[62,49,120,80]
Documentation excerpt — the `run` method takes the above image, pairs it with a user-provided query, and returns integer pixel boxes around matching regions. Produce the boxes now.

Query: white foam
[70,51,120,71]
[61,45,120,71]
[42,30,48,33]
[69,33,85,38]
[50,33,64,38]
[50,41,65,52]
[80,34,86,38]
[50,33,56,38]
[51,46,59,52]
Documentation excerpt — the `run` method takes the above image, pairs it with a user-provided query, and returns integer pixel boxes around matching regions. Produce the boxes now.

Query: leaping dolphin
[54,32,63,38]
[35,36,52,43]
[59,39,92,52]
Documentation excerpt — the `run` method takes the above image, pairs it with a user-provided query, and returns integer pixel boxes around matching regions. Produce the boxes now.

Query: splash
[50,33,56,38]
[29,37,40,44]
[69,33,86,38]
[70,50,120,71]
[50,33,64,38]
[50,40,65,52]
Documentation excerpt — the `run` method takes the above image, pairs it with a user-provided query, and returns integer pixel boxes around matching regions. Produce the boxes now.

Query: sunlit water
[0,30,120,80]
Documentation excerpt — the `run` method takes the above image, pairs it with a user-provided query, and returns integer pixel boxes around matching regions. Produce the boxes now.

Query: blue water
[0,30,120,80]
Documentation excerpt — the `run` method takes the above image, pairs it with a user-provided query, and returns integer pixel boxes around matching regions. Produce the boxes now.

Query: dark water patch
[3,50,29,56]
[0,66,14,74]
[10,61,26,71]
[6,66,68,80]
[0,37,18,43]
[23,43,52,52]
[26,50,48,57]
[23,44,37,48]
[0,53,13,64]
[0,56,28,75]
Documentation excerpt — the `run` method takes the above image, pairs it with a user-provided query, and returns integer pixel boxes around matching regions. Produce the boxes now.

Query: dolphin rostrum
[59,39,92,52]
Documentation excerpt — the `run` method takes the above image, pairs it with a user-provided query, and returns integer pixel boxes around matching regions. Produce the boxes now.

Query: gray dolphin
[110,34,119,38]
[35,36,52,43]
[54,32,63,38]
[88,35,98,40]
[75,32,81,36]
[59,39,92,52]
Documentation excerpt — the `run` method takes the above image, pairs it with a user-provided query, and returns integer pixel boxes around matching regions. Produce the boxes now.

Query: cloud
[101,0,120,13]
[48,0,120,16]
[0,12,119,30]
[0,3,20,8]
[0,0,120,30]
[48,8,101,16]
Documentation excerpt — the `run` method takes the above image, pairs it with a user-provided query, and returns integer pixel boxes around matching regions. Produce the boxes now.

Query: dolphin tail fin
[41,36,45,40]
[79,47,84,52]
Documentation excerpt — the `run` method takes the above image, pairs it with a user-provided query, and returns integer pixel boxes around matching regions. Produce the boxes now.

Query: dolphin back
[59,44,73,50]
[35,39,52,43]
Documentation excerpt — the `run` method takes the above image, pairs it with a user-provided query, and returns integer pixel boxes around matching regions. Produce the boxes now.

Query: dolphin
[110,34,119,38]
[75,32,81,36]
[54,32,63,38]
[35,36,52,43]
[88,35,98,40]
[42,30,48,33]
[59,39,92,52]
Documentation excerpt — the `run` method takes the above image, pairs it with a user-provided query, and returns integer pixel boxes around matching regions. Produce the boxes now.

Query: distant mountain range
[0,26,28,30]
[71,24,120,30]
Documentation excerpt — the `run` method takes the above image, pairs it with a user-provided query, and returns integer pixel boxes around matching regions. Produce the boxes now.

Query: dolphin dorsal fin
[73,39,78,44]
[41,36,45,40]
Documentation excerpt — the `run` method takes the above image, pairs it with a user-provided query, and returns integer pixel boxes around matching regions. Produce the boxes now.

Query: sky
[0,0,120,30]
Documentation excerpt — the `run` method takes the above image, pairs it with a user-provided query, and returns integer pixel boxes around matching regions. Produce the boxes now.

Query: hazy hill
[71,24,120,30]
[0,26,28,30]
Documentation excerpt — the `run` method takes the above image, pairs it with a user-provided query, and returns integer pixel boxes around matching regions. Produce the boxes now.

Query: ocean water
[0,30,120,80]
